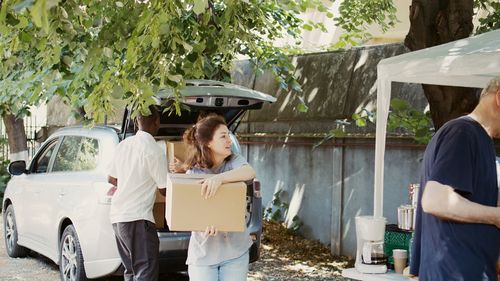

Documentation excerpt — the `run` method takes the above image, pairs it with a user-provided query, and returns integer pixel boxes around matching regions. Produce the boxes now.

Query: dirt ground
[248,221,353,281]
[0,214,352,280]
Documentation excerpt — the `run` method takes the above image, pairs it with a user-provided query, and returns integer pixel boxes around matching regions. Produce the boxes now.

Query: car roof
[51,125,119,139]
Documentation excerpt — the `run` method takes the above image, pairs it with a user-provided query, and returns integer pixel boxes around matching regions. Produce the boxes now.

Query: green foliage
[264,189,289,222]
[312,125,347,150]
[387,99,433,144]
[0,160,10,203]
[329,0,398,49]
[352,98,433,144]
[0,136,9,203]
[328,0,500,50]
[475,1,500,34]
[263,189,304,234]
[0,0,330,121]
[289,215,304,234]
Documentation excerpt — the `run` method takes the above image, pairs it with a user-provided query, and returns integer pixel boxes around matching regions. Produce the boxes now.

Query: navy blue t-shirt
[410,116,500,281]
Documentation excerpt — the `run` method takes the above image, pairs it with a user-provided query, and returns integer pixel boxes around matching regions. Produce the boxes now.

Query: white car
[2,80,274,281]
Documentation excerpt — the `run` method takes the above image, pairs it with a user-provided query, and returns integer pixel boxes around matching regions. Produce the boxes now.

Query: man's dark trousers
[112,220,159,281]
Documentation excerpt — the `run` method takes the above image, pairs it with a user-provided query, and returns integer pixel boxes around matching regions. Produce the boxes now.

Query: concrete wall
[240,138,424,257]
[232,43,428,257]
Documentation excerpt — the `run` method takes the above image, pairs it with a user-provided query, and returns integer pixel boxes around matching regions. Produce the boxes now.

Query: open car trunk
[118,80,276,231]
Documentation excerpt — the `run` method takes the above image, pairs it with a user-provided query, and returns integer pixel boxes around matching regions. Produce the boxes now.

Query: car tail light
[253,179,261,198]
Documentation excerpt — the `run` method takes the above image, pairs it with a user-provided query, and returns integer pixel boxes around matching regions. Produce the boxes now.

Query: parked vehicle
[2,80,275,281]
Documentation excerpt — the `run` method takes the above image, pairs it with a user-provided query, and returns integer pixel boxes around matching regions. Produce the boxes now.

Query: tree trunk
[404,0,478,129]
[2,113,28,161]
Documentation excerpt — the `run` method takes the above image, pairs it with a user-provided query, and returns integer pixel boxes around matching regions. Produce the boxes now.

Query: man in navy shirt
[410,77,500,281]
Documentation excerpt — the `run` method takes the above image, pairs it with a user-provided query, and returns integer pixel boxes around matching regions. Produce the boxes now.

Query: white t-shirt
[108,130,168,224]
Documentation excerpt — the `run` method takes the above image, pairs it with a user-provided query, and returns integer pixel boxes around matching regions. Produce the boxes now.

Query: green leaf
[62,55,73,67]
[102,47,113,58]
[30,0,44,29]
[302,23,313,31]
[111,85,124,99]
[355,118,366,127]
[19,31,32,43]
[152,37,160,49]
[159,23,170,35]
[297,96,309,113]
[30,0,51,33]
[167,74,183,83]
[193,0,208,15]
[390,98,409,111]
[182,42,193,53]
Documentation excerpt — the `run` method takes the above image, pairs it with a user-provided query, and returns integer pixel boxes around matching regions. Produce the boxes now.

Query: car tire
[3,205,29,258]
[59,225,88,281]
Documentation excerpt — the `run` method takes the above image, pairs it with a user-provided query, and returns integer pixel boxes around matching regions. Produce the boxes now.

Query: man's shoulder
[114,135,137,150]
[436,117,479,139]
[442,116,475,130]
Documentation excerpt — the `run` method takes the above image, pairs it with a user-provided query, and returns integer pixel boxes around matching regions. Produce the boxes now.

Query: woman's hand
[200,175,223,199]
[169,157,186,173]
[204,226,218,236]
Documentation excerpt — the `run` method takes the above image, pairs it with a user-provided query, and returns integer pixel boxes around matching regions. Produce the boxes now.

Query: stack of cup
[393,249,408,274]
[397,205,414,230]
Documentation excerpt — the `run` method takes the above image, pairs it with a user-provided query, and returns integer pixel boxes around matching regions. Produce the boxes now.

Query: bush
[263,189,304,234]
[0,159,10,205]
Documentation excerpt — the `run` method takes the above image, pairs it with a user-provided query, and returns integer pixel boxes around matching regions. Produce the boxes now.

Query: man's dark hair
[136,105,160,127]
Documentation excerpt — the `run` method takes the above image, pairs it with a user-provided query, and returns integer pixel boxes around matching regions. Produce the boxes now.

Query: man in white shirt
[108,106,168,281]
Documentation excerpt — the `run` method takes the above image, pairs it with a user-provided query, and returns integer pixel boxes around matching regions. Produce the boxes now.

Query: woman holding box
[182,114,256,281]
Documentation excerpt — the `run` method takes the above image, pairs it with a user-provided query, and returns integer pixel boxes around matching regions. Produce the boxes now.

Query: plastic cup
[393,249,408,274]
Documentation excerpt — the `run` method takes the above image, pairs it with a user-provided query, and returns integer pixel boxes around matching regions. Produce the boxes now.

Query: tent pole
[374,74,391,217]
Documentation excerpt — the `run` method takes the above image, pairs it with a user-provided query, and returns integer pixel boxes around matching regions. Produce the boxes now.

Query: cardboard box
[166,140,189,164]
[165,173,247,232]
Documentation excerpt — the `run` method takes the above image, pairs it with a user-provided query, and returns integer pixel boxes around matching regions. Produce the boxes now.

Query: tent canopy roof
[378,29,500,88]
[373,29,500,217]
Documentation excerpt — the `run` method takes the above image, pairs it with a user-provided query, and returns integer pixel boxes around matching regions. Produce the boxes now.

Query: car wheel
[3,205,29,257]
[59,225,88,281]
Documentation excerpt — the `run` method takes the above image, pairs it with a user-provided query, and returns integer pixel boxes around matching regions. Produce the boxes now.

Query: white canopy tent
[373,29,500,216]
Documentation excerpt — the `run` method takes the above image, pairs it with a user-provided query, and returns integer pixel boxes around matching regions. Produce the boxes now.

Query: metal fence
[0,116,42,162]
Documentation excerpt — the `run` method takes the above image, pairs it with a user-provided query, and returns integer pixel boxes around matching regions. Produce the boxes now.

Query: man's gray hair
[480,76,500,98]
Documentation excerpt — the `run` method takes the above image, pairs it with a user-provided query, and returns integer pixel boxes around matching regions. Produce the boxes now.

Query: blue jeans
[188,251,249,281]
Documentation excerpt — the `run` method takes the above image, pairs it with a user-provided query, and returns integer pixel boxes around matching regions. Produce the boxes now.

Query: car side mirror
[8,160,27,176]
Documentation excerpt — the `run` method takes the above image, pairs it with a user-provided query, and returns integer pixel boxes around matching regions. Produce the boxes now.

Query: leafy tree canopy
[0,0,334,121]
[1,0,498,123]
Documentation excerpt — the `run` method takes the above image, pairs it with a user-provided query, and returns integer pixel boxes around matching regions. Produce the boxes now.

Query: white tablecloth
[342,268,415,281]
